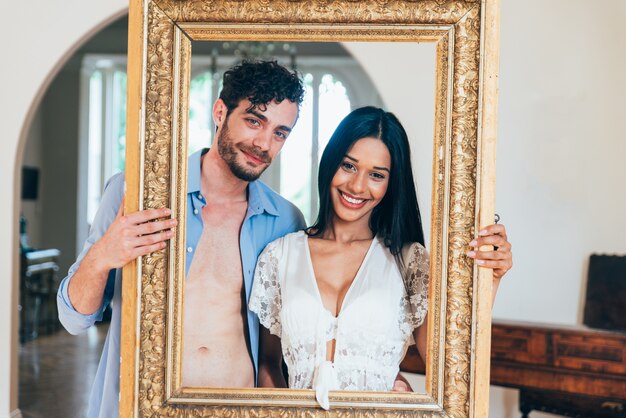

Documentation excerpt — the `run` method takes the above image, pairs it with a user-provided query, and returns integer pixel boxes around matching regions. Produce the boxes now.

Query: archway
[5,4,128,416]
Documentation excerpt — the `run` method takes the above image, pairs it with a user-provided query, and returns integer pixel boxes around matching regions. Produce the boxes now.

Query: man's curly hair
[219,60,305,113]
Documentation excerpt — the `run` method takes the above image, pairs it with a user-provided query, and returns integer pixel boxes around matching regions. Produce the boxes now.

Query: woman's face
[330,137,391,226]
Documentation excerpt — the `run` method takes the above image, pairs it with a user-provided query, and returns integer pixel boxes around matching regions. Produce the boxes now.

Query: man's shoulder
[254,181,303,221]
[105,172,125,190]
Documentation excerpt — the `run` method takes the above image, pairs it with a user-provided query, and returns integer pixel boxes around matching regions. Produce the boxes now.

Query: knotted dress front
[249,231,429,409]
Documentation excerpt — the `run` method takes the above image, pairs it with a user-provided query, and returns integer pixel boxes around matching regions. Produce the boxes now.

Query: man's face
[214,98,298,182]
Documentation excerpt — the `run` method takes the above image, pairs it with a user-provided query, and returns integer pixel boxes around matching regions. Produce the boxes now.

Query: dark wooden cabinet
[402,255,626,417]
[491,321,626,417]
[401,320,626,417]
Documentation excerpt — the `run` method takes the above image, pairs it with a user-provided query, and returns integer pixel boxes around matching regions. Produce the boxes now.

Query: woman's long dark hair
[308,106,425,263]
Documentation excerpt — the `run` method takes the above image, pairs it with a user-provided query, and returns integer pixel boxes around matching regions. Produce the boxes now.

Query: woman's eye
[371,172,386,180]
[341,162,355,171]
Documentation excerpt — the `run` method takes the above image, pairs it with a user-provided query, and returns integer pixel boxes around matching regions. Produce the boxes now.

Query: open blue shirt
[57,149,305,418]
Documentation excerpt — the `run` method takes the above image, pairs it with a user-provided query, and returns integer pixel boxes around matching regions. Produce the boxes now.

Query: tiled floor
[19,324,108,418]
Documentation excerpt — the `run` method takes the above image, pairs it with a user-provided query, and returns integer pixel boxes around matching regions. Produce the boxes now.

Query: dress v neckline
[303,232,378,319]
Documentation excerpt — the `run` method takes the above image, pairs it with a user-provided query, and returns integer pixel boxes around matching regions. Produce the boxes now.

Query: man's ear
[212,98,228,127]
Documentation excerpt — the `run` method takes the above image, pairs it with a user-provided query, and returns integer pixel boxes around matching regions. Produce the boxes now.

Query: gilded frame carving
[121,0,500,416]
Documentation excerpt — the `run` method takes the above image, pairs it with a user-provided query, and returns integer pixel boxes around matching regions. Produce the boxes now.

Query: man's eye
[275,131,287,140]
[247,118,260,126]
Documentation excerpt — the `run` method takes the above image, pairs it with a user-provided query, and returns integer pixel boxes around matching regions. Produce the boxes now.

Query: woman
[249,107,511,409]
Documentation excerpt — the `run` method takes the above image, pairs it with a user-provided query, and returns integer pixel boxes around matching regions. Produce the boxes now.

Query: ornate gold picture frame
[120,0,500,416]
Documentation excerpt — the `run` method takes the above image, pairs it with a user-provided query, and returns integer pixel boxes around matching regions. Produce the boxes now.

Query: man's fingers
[135,218,177,236]
[133,241,167,259]
[134,230,174,247]
[123,207,172,225]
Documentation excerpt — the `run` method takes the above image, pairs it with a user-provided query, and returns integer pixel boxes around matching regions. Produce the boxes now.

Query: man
[58,60,306,417]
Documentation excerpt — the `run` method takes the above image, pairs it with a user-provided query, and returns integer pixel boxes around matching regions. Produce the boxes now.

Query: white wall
[0,2,127,416]
[1,1,624,417]
[344,42,437,246]
[350,1,626,416]
[490,4,626,414]
[494,1,626,416]
[21,109,44,249]
[350,1,626,328]
[495,0,626,325]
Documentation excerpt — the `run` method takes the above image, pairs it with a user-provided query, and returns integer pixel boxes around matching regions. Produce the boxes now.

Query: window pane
[113,70,127,174]
[189,71,214,155]
[318,74,351,160]
[87,71,103,224]
[280,73,314,224]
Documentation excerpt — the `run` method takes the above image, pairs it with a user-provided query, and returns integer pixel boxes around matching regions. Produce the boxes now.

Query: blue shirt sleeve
[291,208,307,232]
[280,200,306,236]
[57,172,124,335]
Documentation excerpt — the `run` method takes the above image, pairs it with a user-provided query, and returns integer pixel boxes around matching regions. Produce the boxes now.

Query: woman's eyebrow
[344,154,390,172]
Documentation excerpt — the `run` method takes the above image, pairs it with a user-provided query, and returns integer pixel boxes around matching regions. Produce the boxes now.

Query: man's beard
[217,119,271,182]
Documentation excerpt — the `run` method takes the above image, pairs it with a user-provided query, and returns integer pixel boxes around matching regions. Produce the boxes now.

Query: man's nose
[252,129,272,151]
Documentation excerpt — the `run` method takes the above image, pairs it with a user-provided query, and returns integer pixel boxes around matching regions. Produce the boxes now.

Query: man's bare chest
[186,201,247,290]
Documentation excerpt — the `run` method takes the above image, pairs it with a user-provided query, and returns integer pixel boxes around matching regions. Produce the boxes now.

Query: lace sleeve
[400,242,430,339]
[249,241,282,337]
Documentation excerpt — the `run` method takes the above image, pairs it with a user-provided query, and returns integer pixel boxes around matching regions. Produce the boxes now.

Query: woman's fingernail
[477,260,486,265]
[479,229,488,236]
[467,251,476,257]
[469,240,478,247]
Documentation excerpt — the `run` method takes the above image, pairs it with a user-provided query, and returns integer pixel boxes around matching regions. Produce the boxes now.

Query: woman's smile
[338,191,369,209]
[330,137,391,225]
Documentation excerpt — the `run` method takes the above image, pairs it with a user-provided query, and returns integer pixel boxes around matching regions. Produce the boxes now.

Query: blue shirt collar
[247,181,279,217]
[188,148,279,217]
[187,148,205,195]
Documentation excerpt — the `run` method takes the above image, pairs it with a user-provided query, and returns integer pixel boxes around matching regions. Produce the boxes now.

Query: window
[78,52,382,245]
[277,72,353,223]
[186,56,382,224]
[79,56,127,224]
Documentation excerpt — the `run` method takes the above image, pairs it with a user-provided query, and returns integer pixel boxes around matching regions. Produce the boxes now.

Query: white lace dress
[249,231,429,409]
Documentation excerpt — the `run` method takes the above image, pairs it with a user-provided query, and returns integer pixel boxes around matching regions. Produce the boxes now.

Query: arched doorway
[6,5,128,416]
[11,10,388,417]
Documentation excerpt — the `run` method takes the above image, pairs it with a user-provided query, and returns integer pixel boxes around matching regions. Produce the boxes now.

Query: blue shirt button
[187,247,193,253]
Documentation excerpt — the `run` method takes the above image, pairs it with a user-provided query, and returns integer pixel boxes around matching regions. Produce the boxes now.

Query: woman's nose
[347,172,367,194]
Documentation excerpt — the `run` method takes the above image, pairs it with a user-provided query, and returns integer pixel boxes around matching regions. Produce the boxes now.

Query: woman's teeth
[342,193,365,204]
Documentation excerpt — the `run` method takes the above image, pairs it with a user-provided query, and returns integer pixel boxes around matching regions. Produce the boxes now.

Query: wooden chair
[20,249,61,341]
